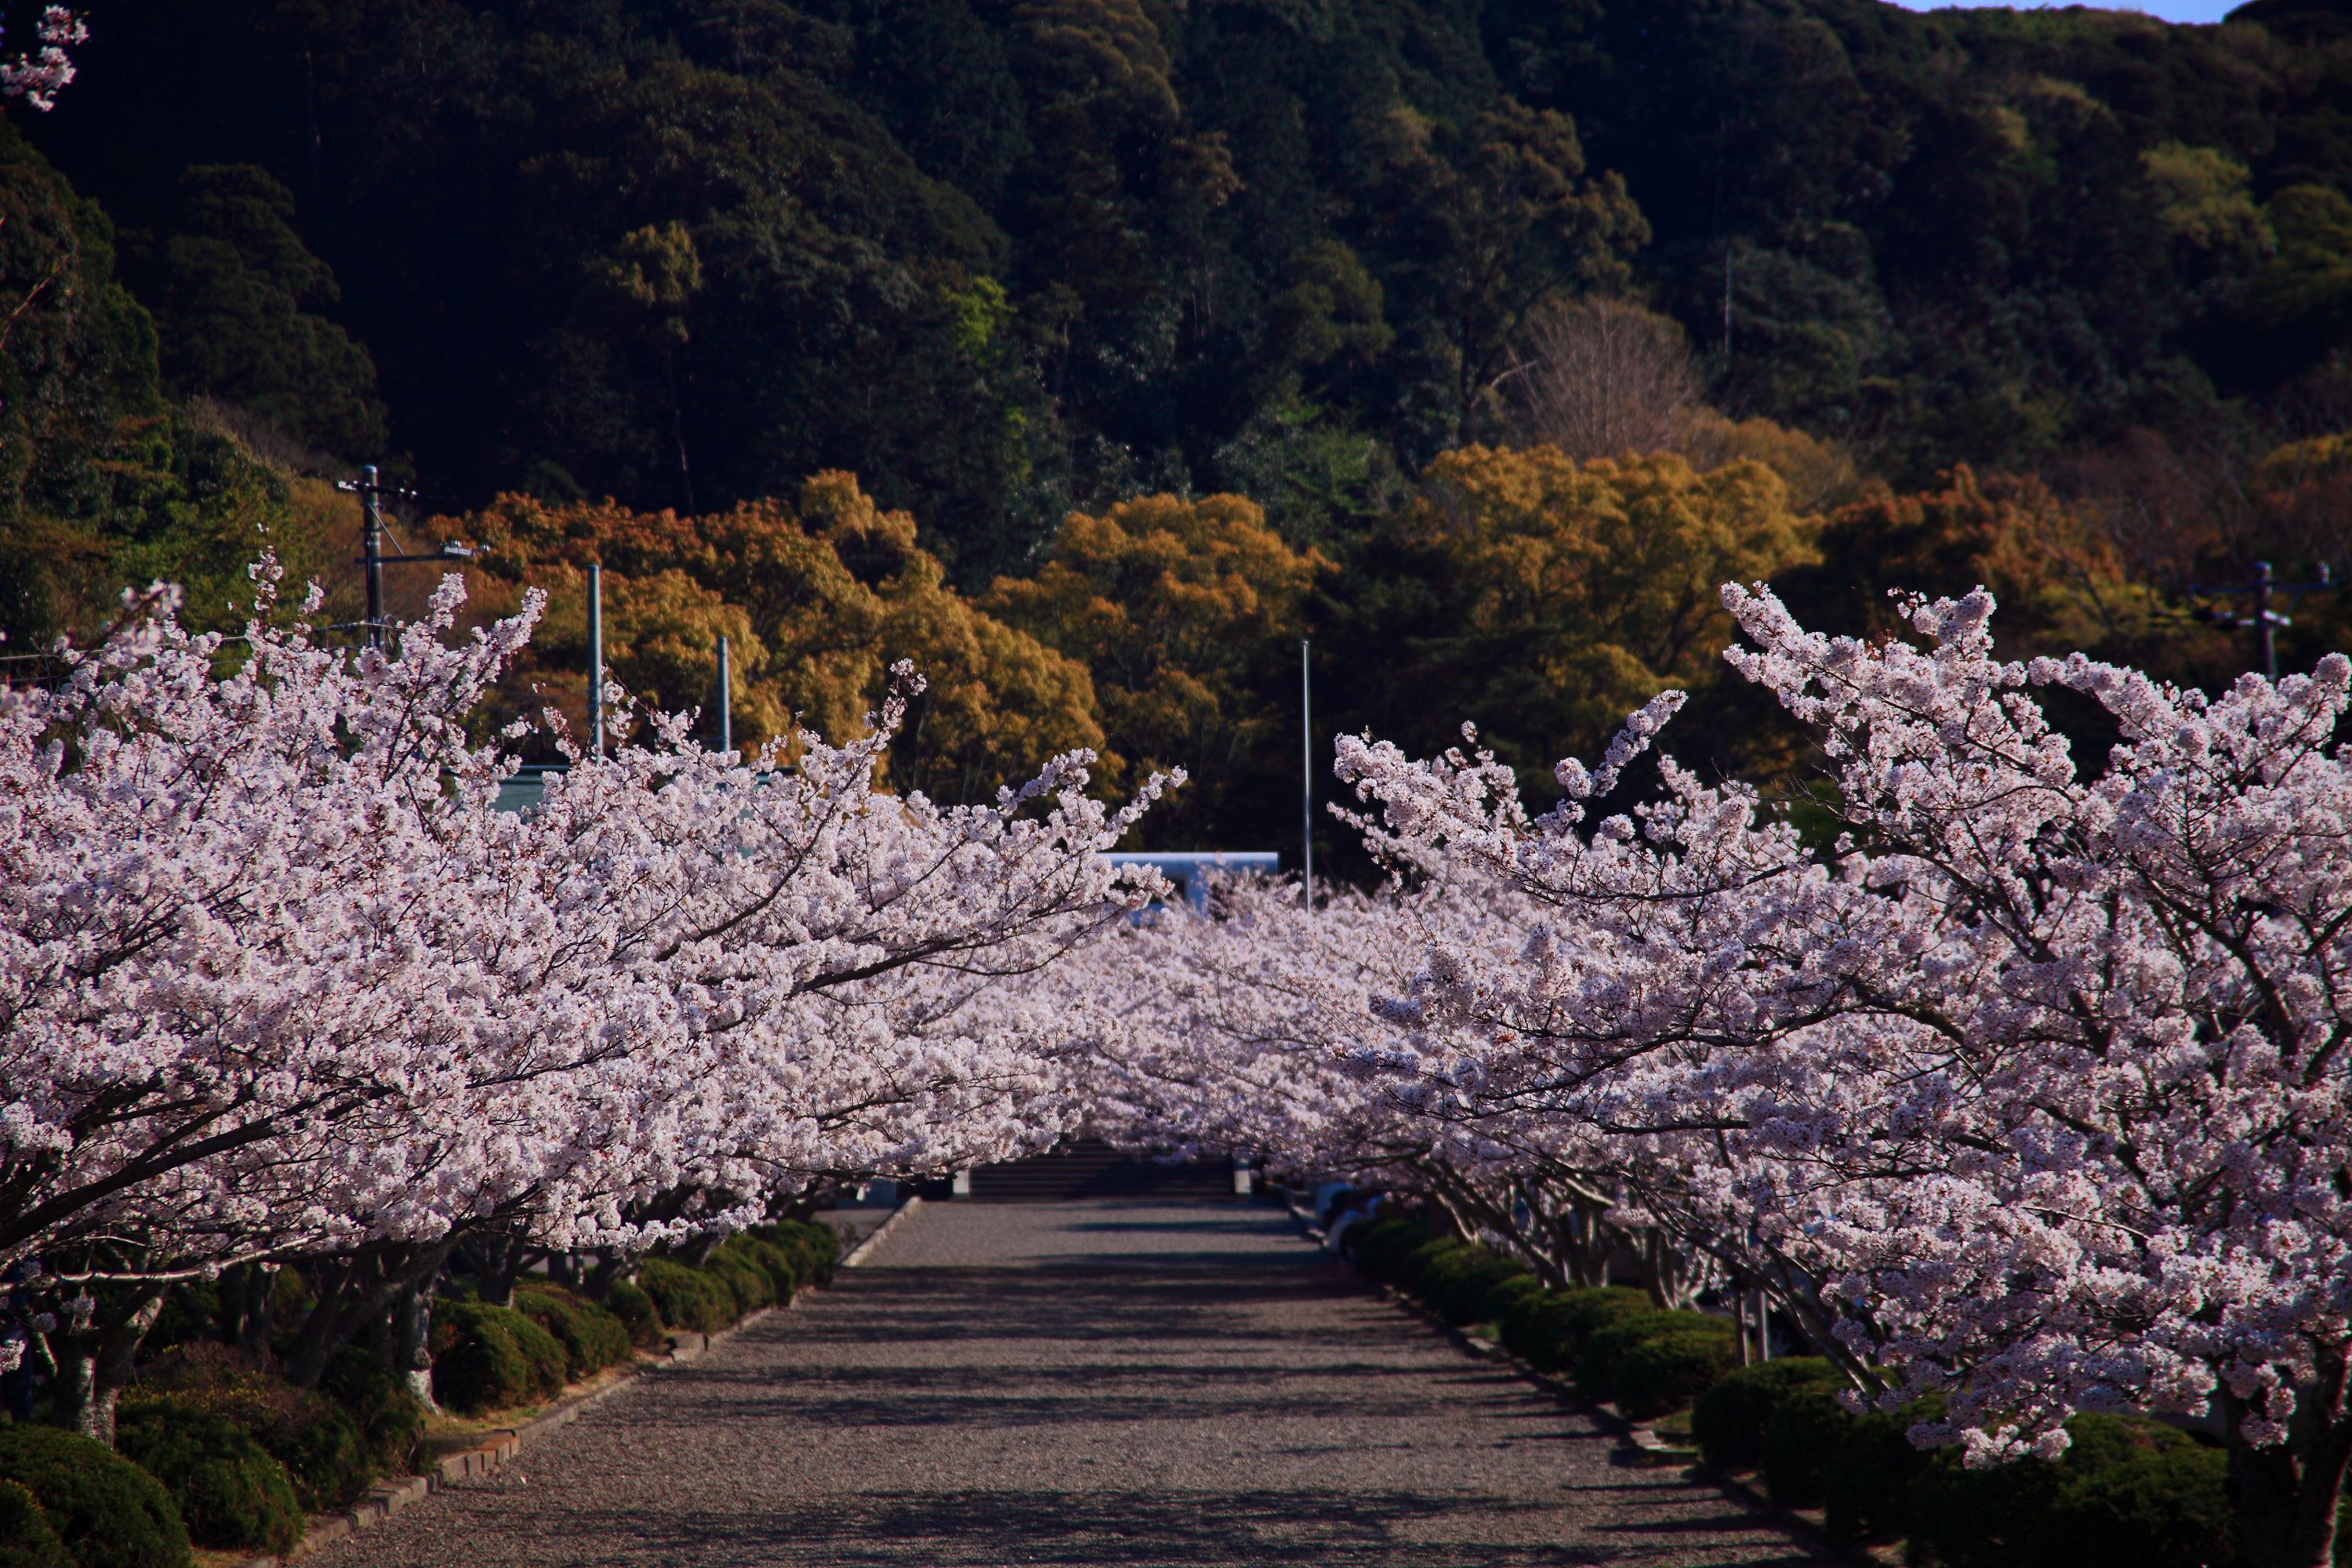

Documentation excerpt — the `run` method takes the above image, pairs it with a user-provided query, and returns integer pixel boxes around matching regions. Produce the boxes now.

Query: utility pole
[2190,560,2338,681]
[360,465,384,650]
[334,466,472,648]
[1301,639,1314,912]
[716,633,732,756]
[588,564,604,760]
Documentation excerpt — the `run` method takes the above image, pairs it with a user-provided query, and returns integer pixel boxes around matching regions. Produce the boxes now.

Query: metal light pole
[717,633,732,756]
[1301,638,1314,911]
[587,564,604,760]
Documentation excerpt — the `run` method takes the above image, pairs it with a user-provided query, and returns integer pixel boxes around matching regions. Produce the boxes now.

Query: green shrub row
[1346,1214,1726,1417]
[0,1424,189,1568]
[428,1300,568,1416]
[1697,1360,2238,1568]
[0,1340,435,1566]
[0,1221,849,1565]
[1342,1213,2245,1565]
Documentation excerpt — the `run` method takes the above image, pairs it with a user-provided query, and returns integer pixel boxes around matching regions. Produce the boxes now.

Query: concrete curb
[840,1193,921,1269]
[234,1202,916,1566]
[1283,1203,1885,1566]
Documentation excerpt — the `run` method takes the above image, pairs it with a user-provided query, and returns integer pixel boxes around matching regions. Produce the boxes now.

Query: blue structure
[1105,851,1280,909]
[492,770,1282,909]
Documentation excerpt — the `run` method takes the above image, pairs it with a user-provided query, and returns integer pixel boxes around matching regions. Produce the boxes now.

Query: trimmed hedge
[1908,1413,2231,1568]
[129,1343,372,1511]
[429,1300,568,1415]
[1345,1214,1436,1280]
[113,1403,301,1557]
[634,1259,735,1336]
[320,1348,426,1476]
[713,1235,796,1306]
[748,1220,840,1287]
[1593,1314,1736,1420]
[1498,1286,1653,1375]
[1334,1210,2239,1563]
[1417,1246,1532,1327]
[1691,1357,1842,1472]
[513,1284,632,1379]
[1475,1272,1544,1327]
[599,1279,666,1348]
[0,1478,71,1568]
[0,1423,191,1568]
[1823,1399,1940,1547]
[1763,1385,1853,1508]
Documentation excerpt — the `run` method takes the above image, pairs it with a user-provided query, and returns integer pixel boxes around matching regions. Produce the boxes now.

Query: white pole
[588,564,604,760]
[1301,638,1314,910]
[717,633,732,756]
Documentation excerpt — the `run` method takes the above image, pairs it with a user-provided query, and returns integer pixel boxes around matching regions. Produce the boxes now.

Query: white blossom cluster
[0,6,82,111]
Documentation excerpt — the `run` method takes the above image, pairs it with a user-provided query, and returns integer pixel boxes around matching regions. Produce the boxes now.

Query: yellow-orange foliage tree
[1351,445,1817,786]
[985,492,1327,845]
[452,473,1103,801]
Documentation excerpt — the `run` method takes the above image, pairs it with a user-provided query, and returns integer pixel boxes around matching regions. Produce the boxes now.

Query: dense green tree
[125,163,387,459]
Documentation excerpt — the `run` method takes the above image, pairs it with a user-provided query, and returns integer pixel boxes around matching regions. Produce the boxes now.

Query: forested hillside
[6,0,2352,855]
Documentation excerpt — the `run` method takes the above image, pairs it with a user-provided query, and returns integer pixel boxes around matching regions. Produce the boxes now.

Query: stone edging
[840,1193,921,1269]
[235,1200,915,1566]
[1284,1200,1890,1568]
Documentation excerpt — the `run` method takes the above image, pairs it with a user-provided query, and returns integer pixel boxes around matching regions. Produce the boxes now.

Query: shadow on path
[319,1201,1820,1568]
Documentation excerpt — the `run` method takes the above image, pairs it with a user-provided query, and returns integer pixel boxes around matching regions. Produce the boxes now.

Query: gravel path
[320,1200,1820,1566]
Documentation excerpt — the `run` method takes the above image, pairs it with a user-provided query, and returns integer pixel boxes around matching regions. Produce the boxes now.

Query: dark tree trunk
[218,1262,278,1360]
[2224,1352,2352,1568]
[281,1242,453,1388]
[51,1288,161,1447]
[461,1232,521,1308]
[387,1288,437,1411]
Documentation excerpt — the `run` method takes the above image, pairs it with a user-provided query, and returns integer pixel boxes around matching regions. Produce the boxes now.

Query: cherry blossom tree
[1327,585,2352,1568]
[2,564,1167,1436]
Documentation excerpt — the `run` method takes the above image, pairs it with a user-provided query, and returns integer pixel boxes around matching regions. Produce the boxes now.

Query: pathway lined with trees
[319,1201,1815,1567]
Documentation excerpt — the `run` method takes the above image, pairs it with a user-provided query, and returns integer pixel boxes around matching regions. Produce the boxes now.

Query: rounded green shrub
[2032,1426,2231,1568]
[634,1259,735,1335]
[1823,1400,1939,1546]
[793,1218,842,1278]
[428,1300,568,1415]
[114,1403,300,1557]
[749,1220,838,1286]
[1393,1237,1469,1300]
[1421,1247,1531,1326]
[1691,1357,1842,1472]
[320,1348,426,1476]
[598,1279,665,1349]
[1552,1287,1656,1341]
[0,1422,190,1568]
[1602,1316,1735,1419]
[1347,1214,1435,1281]
[1476,1272,1544,1327]
[0,1478,71,1568]
[1909,1414,2228,1568]
[1763,1385,1858,1509]
[716,1234,799,1302]
[130,1343,372,1510]
[513,1284,631,1378]
[701,1251,772,1316]
[1498,1290,1578,1372]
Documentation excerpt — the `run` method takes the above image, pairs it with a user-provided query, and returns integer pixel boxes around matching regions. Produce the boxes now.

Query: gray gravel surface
[320,1200,1819,1566]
